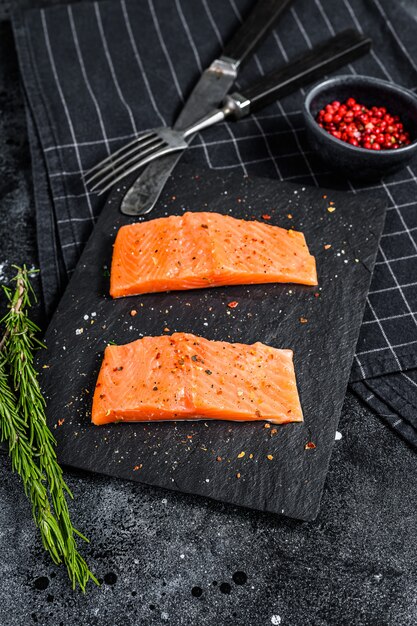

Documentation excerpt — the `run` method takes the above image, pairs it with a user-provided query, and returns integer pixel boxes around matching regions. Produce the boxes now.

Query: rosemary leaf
[0,266,98,591]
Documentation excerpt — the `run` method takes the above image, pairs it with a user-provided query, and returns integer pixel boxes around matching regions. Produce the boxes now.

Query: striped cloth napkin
[12,0,417,447]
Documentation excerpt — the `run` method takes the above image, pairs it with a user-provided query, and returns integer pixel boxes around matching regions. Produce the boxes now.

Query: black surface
[37,163,385,521]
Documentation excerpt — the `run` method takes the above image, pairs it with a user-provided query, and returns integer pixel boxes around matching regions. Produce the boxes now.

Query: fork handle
[222,0,294,68]
[226,29,372,115]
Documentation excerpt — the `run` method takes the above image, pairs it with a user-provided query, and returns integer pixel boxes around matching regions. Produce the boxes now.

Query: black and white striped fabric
[12,0,417,448]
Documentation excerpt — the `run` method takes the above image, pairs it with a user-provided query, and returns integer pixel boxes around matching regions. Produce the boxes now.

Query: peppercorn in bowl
[303,75,417,180]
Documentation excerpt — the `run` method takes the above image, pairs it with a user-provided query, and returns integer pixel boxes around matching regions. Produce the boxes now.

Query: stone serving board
[34,163,385,521]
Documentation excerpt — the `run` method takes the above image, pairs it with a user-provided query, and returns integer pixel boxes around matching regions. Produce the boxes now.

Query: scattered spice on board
[216,456,222,462]
[314,292,320,298]
[262,214,271,220]
[130,309,137,317]
[227,301,238,309]
[163,327,170,332]
[287,213,293,219]
[237,451,245,459]
[264,423,270,429]
[305,442,316,450]
[249,454,254,459]
[236,473,241,479]
[58,419,65,427]
[299,317,308,324]
[271,429,277,436]
[267,454,274,461]
[324,244,332,250]
[133,464,142,471]
[327,206,336,213]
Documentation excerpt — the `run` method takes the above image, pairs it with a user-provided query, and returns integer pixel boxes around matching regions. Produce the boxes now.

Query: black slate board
[35,163,385,521]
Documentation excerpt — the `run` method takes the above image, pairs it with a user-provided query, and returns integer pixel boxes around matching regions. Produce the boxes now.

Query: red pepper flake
[267,454,274,461]
[305,441,316,450]
[216,456,222,462]
[164,327,170,332]
[287,213,293,219]
[58,419,65,427]
[130,309,137,317]
[327,206,336,213]
[324,244,332,249]
[249,453,254,459]
[270,429,277,436]
[133,464,143,471]
[314,292,320,298]
[300,317,308,324]
[237,451,245,459]
[264,423,271,429]
[262,214,271,220]
[236,472,241,479]
[171,195,176,200]
[323,195,327,199]
[227,301,238,309]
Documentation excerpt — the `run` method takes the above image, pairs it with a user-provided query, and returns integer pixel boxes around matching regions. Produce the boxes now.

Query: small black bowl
[303,75,417,180]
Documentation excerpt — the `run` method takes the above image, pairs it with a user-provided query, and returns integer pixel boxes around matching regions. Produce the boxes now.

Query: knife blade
[120,0,293,216]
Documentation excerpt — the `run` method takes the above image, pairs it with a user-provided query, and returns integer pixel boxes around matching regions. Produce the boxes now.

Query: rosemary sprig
[0,266,98,591]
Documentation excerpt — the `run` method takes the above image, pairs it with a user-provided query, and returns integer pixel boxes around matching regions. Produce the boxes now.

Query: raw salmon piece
[110,212,317,298]
[92,333,303,426]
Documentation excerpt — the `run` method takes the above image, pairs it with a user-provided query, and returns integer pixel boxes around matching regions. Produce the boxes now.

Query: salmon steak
[110,212,317,298]
[92,333,303,426]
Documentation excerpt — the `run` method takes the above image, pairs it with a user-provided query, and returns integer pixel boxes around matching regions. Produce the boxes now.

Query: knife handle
[228,29,372,114]
[222,0,294,68]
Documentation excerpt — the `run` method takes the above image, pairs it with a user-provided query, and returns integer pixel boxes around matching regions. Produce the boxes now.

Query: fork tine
[85,134,162,186]
[83,131,155,180]
[89,139,166,192]
[96,144,183,196]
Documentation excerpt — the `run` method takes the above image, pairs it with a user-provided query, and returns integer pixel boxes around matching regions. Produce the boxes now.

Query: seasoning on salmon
[110,212,317,298]
[91,333,303,426]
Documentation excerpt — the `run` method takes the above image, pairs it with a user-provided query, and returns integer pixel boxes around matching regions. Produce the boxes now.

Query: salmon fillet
[110,212,317,298]
[92,333,303,426]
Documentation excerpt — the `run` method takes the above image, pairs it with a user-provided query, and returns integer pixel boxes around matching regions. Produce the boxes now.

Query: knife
[120,0,293,216]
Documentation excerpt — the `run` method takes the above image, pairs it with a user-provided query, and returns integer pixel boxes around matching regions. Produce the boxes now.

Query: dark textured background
[0,2,416,625]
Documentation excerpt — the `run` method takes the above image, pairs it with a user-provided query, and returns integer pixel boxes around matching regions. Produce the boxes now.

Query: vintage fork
[84,30,371,196]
